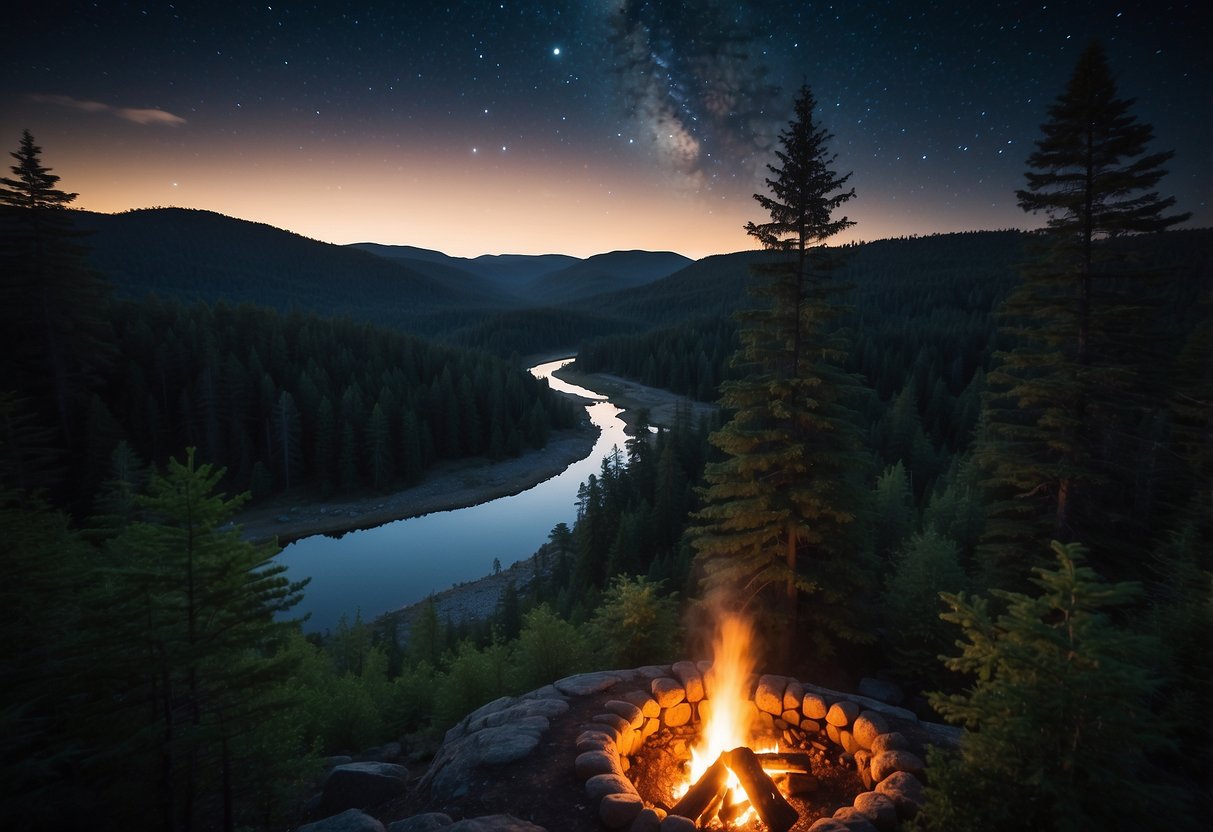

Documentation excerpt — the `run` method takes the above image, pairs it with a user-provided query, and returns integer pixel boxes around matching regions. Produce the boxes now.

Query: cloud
[29,93,186,127]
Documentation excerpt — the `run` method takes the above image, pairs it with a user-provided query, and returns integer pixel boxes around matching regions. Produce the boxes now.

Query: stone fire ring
[409,664,958,832]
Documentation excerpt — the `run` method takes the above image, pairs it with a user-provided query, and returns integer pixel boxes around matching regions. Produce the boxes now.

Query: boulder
[605,700,645,729]
[852,791,899,831]
[875,771,925,819]
[576,750,622,779]
[298,809,386,832]
[586,773,638,802]
[858,677,904,705]
[851,711,889,750]
[660,815,697,832]
[826,700,860,727]
[869,732,909,753]
[622,691,661,719]
[663,702,692,727]
[319,762,408,814]
[754,675,787,715]
[628,807,662,832]
[388,814,454,832]
[802,692,829,720]
[783,680,805,712]
[671,661,705,702]
[807,820,851,832]
[870,750,925,783]
[831,806,880,832]
[555,671,622,696]
[599,793,644,828]
[650,677,686,708]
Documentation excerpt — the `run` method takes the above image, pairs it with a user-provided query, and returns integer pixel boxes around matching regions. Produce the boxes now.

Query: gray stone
[754,674,787,715]
[634,665,673,679]
[388,814,454,832]
[298,809,387,832]
[466,699,569,734]
[595,712,632,735]
[802,692,829,720]
[576,730,617,755]
[650,677,685,708]
[323,755,355,768]
[319,762,409,814]
[447,816,547,832]
[832,807,880,831]
[875,771,925,819]
[663,702,692,727]
[916,719,964,749]
[807,820,851,832]
[858,677,904,705]
[852,711,889,750]
[628,807,662,832]
[605,699,645,728]
[585,773,638,802]
[671,661,705,702]
[852,791,899,831]
[576,750,622,779]
[802,683,917,722]
[870,750,925,783]
[869,731,909,754]
[422,717,549,803]
[599,793,644,828]
[826,700,860,727]
[555,671,622,696]
[660,815,697,832]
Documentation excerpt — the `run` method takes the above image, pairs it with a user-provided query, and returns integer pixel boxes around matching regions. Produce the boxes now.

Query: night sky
[4,1,1210,258]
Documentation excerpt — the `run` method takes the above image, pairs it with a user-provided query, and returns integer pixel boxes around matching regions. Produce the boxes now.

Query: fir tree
[923,541,1183,831]
[977,41,1191,583]
[691,84,869,661]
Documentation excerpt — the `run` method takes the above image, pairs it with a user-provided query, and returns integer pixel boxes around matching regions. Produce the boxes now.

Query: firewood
[725,747,799,832]
[754,752,813,774]
[669,755,729,825]
[718,793,751,826]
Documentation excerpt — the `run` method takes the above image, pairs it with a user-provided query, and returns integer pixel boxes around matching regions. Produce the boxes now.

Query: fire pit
[573,615,927,830]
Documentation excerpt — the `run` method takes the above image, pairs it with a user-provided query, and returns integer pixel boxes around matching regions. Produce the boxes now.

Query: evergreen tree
[923,541,1182,831]
[977,41,1191,583]
[0,130,111,459]
[691,84,869,661]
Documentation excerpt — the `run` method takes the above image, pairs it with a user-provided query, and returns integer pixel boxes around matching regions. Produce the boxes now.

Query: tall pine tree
[976,41,1190,583]
[692,85,870,662]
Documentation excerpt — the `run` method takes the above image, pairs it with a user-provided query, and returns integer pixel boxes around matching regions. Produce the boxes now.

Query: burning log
[725,747,799,832]
[669,754,729,825]
[754,751,813,775]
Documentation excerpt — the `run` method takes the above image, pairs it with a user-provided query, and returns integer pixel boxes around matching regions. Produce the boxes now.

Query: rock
[851,711,889,750]
[781,709,801,728]
[875,771,925,819]
[388,814,454,832]
[650,677,686,708]
[634,665,673,679]
[595,713,632,735]
[555,671,621,696]
[604,700,645,729]
[576,730,617,754]
[319,762,409,814]
[642,718,659,739]
[447,816,547,832]
[832,806,880,832]
[599,793,644,828]
[869,731,909,754]
[754,674,787,715]
[802,692,829,720]
[852,792,899,831]
[858,677,904,705]
[802,683,917,723]
[323,755,355,769]
[826,722,842,745]
[801,718,821,734]
[807,820,851,832]
[783,680,805,712]
[622,691,661,719]
[663,702,692,727]
[298,809,386,832]
[465,699,569,734]
[422,714,550,803]
[916,719,964,749]
[586,773,638,801]
[826,700,860,727]
[839,729,861,754]
[575,751,622,779]
[628,807,662,832]
[697,699,712,725]
[660,815,697,832]
[870,750,925,783]
[671,661,705,702]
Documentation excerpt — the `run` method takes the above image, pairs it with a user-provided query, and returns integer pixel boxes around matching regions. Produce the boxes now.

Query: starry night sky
[3,1,1210,258]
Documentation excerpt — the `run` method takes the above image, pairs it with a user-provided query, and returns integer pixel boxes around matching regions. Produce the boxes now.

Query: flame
[674,612,778,811]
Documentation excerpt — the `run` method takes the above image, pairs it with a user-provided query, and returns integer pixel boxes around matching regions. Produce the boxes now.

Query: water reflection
[279,358,626,632]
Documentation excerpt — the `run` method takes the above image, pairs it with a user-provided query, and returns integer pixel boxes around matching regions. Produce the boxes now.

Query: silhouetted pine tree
[692,85,870,662]
[976,41,1190,583]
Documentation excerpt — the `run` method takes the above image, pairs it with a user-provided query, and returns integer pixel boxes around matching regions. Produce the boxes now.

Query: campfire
[573,611,927,830]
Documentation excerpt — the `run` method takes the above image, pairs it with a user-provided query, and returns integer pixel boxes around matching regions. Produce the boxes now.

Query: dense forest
[3,41,1211,832]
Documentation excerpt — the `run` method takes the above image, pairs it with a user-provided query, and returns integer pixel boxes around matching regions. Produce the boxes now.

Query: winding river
[279,358,627,632]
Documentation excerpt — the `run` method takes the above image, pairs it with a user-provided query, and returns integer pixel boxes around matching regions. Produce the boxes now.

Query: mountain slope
[530,249,694,303]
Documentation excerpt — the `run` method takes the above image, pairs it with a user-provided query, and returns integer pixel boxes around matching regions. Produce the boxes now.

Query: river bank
[236,423,598,545]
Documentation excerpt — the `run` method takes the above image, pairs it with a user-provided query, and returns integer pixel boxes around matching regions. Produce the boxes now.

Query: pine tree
[691,84,869,661]
[923,541,1184,831]
[977,41,1191,583]
[0,130,111,456]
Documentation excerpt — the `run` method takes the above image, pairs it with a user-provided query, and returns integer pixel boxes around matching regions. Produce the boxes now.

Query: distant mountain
[350,243,692,303]
[530,250,694,303]
[71,208,515,332]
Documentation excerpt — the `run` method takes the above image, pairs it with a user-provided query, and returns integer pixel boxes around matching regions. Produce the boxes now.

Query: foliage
[923,541,1183,831]
[588,576,681,668]
[976,41,1192,584]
